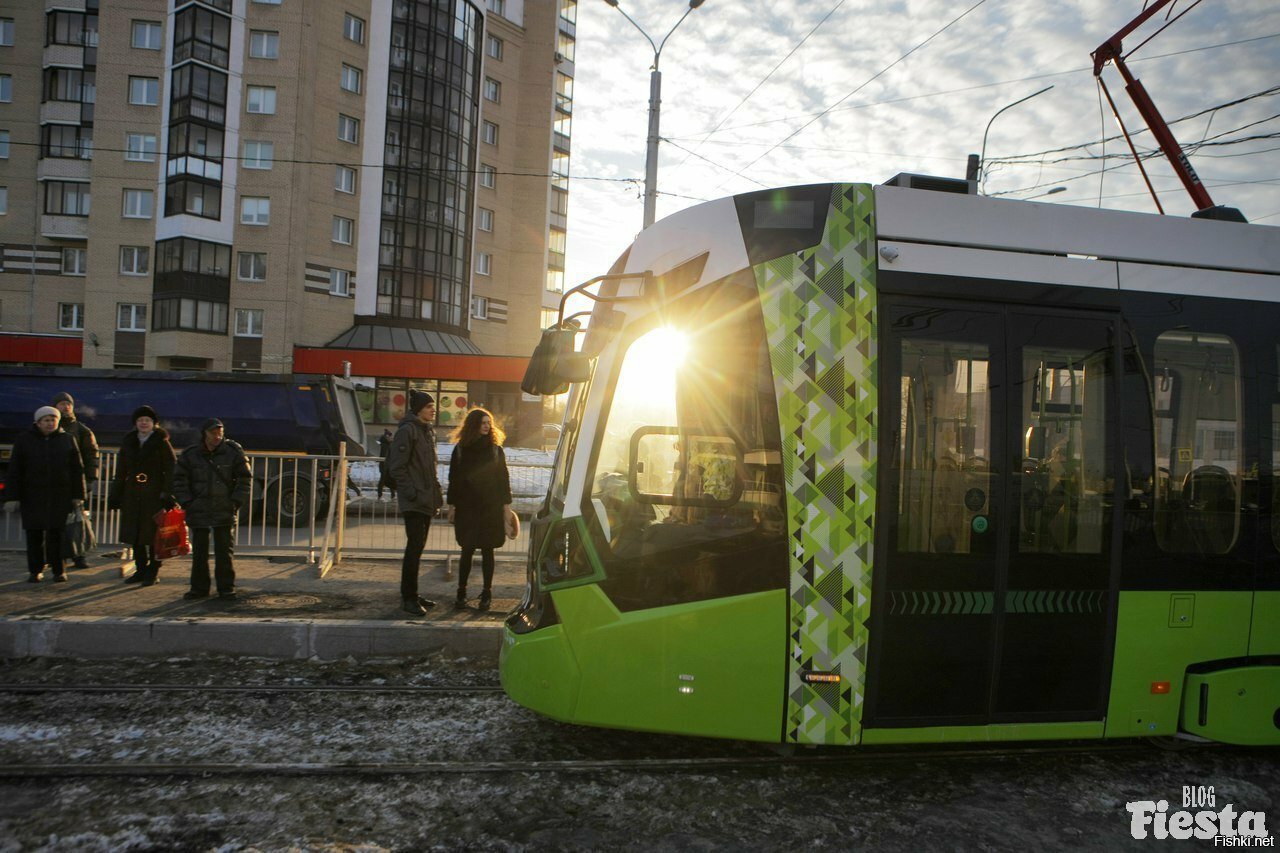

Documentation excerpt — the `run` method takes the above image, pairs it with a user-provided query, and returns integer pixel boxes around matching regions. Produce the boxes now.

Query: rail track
[0,682,502,695]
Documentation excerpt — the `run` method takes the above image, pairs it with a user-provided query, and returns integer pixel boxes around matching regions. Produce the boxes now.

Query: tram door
[868,300,1119,725]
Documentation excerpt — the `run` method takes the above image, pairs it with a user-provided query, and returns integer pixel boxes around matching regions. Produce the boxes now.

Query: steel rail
[0,743,1159,780]
[0,683,503,695]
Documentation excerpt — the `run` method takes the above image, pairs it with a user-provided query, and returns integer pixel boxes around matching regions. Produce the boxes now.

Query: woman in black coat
[3,407,85,581]
[109,406,176,586]
[445,408,512,611]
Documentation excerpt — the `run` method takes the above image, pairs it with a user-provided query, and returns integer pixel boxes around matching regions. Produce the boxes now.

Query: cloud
[565,0,1279,287]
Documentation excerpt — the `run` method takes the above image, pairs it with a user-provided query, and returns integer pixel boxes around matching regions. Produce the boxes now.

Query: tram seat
[1180,465,1237,553]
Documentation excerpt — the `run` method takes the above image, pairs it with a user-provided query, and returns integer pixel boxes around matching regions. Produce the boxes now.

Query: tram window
[1153,331,1241,555]
[1272,348,1280,551]
[1018,348,1110,554]
[589,280,784,560]
[896,342,993,554]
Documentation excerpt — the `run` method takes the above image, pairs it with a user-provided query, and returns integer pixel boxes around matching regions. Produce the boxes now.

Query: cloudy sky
[560,0,1279,287]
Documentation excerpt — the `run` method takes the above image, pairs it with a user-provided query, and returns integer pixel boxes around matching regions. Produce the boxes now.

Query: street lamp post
[978,85,1053,194]
[604,0,705,228]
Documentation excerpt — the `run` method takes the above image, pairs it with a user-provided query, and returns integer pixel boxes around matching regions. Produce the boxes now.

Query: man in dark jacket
[388,391,441,615]
[3,406,85,582]
[172,418,252,600]
[52,391,98,569]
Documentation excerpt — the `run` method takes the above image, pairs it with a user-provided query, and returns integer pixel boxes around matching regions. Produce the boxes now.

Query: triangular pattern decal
[756,184,877,747]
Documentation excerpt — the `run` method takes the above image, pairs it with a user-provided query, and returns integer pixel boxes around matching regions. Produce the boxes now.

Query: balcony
[41,215,89,240]
[45,0,86,11]
[37,158,92,182]
[43,43,85,67]
[40,101,83,125]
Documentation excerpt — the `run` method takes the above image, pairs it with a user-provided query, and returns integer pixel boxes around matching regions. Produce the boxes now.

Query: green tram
[502,177,1280,747]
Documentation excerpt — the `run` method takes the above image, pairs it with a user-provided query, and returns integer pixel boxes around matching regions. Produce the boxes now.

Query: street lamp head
[689,0,706,8]
[603,0,619,5]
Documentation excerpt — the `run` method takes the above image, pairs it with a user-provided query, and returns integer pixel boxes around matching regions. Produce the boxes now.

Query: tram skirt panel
[756,183,878,746]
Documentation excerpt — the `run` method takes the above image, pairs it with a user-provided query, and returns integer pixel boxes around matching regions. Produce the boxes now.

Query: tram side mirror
[521,327,591,396]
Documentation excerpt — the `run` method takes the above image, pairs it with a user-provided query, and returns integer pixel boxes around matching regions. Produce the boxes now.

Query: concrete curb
[0,617,504,663]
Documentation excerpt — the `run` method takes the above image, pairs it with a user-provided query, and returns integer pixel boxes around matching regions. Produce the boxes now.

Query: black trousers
[190,525,236,594]
[458,547,495,594]
[25,528,63,576]
[131,541,161,578]
[400,511,431,600]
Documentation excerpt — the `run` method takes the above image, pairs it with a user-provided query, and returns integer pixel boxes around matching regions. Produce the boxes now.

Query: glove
[163,494,179,510]
[72,499,84,509]
[3,501,17,514]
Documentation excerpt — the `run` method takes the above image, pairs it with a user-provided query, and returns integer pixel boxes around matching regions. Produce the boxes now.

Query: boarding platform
[0,549,518,663]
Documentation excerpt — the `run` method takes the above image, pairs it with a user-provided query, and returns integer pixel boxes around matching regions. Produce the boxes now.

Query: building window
[479,164,496,189]
[131,20,162,50]
[476,253,492,276]
[125,133,157,162]
[235,308,264,337]
[483,78,500,102]
[338,114,360,143]
[45,68,95,104]
[343,13,365,44]
[123,189,154,219]
[482,121,498,145]
[335,165,357,194]
[546,269,565,293]
[330,269,351,296]
[0,186,6,215]
[42,125,93,159]
[487,0,505,17]
[332,216,354,245]
[62,248,87,276]
[117,303,147,332]
[172,4,231,67]
[128,76,159,106]
[246,85,276,114]
[243,140,274,169]
[249,30,279,59]
[486,34,503,60]
[238,252,267,281]
[0,75,9,103]
[253,0,282,4]
[340,64,362,94]
[478,207,493,232]
[171,64,228,123]
[0,130,8,158]
[120,246,150,275]
[45,181,91,216]
[0,18,12,46]
[165,179,221,219]
[59,303,85,331]
[241,196,270,225]
[561,0,578,24]
[472,295,489,320]
[153,297,228,333]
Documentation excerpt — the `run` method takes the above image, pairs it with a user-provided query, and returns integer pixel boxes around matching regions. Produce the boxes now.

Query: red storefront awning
[293,346,528,382]
[0,334,83,365]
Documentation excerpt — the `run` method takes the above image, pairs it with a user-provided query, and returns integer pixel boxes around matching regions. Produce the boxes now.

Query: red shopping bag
[153,507,191,559]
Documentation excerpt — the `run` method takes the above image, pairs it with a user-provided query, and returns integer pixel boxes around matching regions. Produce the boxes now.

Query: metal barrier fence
[1,446,548,570]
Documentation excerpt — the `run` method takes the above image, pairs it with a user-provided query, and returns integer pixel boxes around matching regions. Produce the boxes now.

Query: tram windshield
[587,272,786,569]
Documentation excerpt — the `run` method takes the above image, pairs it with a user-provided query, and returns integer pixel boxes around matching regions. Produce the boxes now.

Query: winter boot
[454,589,468,609]
[477,589,492,611]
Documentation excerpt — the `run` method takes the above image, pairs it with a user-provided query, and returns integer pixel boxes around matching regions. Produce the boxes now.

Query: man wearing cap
[2,406,85,582]
[51,392,98,570]
[387,390,443,615]
[172,418,252,600]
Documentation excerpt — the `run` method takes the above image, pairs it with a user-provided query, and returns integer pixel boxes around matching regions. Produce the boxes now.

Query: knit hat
[34,406,61,423]
[51,391,74,406]
[408,390,435,415]
[132,405,159,424]
[201,417,225,433]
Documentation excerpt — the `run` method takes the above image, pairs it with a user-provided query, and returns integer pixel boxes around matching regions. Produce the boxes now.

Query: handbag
[505,508,520,540]
[64,508,96,558]
[152,506,191,560]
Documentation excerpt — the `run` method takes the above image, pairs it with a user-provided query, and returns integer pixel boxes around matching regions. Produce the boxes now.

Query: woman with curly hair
[445,408,512,610]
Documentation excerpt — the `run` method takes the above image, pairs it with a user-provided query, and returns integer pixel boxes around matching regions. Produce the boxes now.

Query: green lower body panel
[862,721,1104,745]
[503,585,789,742]
[1181,666,1280,746]
[1250,591,1280,656]
[1105,591,1254,738]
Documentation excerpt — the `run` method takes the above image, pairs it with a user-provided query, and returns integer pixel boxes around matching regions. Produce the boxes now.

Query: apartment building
[0,0,574,443]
